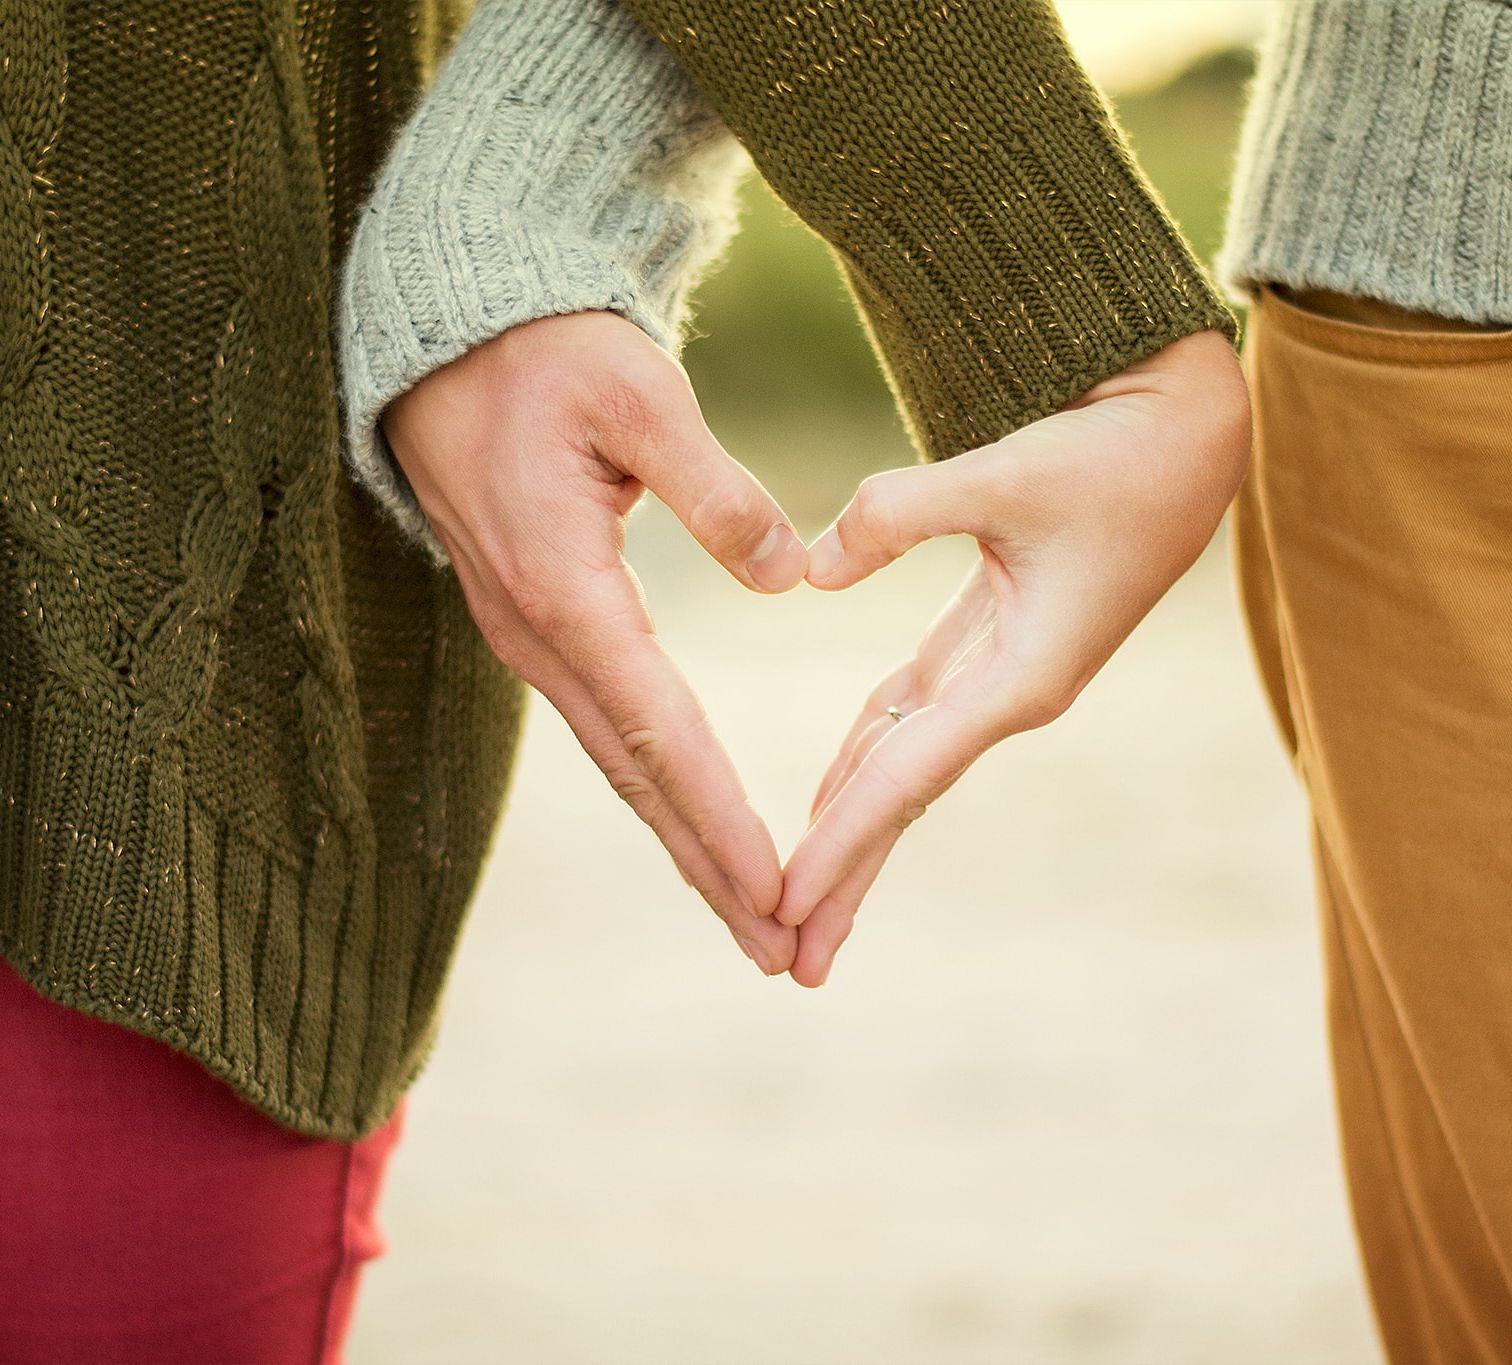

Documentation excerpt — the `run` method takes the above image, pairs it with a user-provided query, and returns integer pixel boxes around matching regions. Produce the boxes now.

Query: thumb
[600,363,807,593]
[806,449,998,590]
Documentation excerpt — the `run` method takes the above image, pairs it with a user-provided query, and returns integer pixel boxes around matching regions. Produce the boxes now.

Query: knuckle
[608,768,657,811]
[1009,674,1081,732]
[507,574,567,636]
[591,353,681,439]
[623,711,720,838]
[869,755,931,830]
[687,479,764,553]
[894,797,930,831]
[477,616,516,666]
[847,474,899,548]
[498,551,599,642]
[621,724,669,782]
[475,609,535,677]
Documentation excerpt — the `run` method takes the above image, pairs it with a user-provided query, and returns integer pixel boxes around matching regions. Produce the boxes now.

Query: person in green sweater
[0,0,1248,1360]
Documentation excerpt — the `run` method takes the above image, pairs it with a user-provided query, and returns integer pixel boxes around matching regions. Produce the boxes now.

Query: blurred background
[352,5,1383,1362]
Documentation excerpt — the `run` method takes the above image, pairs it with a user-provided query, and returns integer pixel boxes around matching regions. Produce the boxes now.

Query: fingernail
[735,934,768,972]
[807,526,842,582]
[746,522,805,592]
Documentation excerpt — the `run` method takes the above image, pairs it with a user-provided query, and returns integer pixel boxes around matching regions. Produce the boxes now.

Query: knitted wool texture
[0,0,523,1140]
[339,0,754,568]
[618,0,1238,464]
[1220,0,1512,324]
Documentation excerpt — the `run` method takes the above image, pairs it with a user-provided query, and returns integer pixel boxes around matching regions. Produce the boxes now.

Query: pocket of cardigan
[1254,282,1512,368]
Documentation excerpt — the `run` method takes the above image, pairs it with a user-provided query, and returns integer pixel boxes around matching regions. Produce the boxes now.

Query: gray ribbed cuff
[1218,0,1512,324]
[335,0,748,569]
[341,217,693,567]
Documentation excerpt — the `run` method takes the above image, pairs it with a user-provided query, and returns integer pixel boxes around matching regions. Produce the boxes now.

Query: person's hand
[777,329,1252,986]
[381,310,808,974]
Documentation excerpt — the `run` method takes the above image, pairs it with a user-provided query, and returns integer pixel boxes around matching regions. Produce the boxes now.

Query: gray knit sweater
[1220,0,1512,323]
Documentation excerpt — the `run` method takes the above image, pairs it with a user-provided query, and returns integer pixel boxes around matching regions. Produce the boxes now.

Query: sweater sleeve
[618,0,1239,463]
[336,0,752,568]
[1217,0,1512,326]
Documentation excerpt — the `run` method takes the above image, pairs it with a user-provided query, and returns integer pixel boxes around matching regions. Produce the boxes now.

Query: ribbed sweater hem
[0,683,446,1141]
[1219,0,1512,324]
[0,947,441,1141]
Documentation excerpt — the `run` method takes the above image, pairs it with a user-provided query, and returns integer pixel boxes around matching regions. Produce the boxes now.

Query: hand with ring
[776,329,1252,986]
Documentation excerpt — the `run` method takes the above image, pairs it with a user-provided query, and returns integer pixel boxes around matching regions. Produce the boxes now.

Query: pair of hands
[382,311,1251,987]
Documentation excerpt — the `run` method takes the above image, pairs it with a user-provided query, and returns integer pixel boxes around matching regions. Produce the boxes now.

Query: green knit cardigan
[0,0,1232,1138]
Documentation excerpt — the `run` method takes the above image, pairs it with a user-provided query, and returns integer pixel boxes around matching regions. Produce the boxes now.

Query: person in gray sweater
[340,0,1510,1360]
[1221,3,1512,1360]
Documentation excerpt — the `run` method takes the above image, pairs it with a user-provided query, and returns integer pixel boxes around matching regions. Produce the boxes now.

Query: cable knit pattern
[1219,0,1512,323]
[338,0,751,567]
[1,0,527,1140]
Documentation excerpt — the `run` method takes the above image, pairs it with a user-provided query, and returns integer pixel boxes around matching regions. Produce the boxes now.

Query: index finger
[551,559,784,919]
[777,701,979,927]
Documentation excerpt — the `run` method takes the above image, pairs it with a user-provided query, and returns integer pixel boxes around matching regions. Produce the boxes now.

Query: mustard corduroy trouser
[1234,284,1512,1363]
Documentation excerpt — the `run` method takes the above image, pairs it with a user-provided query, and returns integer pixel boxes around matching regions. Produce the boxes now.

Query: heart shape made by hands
[384,313,1249,989]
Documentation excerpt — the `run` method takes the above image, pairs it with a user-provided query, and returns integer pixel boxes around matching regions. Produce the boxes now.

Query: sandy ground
[348,499,1381,1365]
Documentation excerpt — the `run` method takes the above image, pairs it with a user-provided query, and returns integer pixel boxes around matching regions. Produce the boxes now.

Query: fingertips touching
[746,521,808,592]
[730,909,798,976]
[805,521,846,586]
[787,840,893,987]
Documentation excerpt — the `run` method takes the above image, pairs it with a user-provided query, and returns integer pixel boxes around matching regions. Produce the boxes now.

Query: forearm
[620,0,1237,462]
[337,0,751,566]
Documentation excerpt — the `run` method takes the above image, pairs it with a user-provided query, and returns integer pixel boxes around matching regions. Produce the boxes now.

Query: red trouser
[0,956,404,1364]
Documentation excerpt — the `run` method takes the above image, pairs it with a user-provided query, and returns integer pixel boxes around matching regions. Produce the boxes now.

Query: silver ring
[886,705,905,723]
